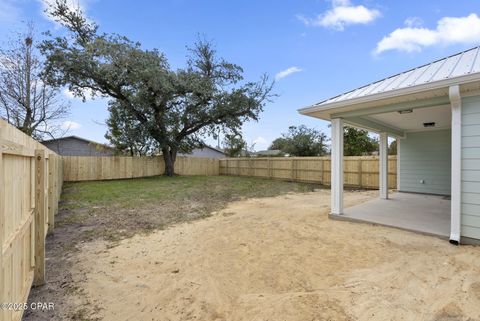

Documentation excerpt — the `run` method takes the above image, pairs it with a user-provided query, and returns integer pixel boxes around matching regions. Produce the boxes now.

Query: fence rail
[0,120,63,321]
[63,156,220,181]
[219,156,397,189]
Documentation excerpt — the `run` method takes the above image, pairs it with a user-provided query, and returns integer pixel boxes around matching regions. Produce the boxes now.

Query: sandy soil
[74,189,480,321]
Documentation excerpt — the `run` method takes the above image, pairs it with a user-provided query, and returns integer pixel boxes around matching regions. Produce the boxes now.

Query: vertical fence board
[0,120,63,321]
[62,156,220,182]
[219,156,397,189]
[33,150,46,286]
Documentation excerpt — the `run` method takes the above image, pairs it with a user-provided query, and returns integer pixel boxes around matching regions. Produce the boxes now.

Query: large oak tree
[41,0,273,175]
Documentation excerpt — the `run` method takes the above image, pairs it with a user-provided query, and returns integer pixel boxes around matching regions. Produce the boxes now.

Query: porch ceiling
[364,104,451,133]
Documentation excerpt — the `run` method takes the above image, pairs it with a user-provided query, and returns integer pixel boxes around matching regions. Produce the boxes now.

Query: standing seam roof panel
[471,47,480,74]
[450,48,478,77]
[313,46,480,107]
[430,55,462,82]
[402,65,430,87]
[414,59,448,84]
[382,69,416,91]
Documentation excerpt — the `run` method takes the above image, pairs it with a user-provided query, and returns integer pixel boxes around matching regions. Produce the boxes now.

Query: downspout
[449,85,461,245]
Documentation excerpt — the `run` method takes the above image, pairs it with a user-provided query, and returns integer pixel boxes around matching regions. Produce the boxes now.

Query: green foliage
[222,134,246,157]
[343,127,379,156]
[105,101,158,156]
[389,139,397,155]
[269,125,328,156]
[40,0,273,175]
[269,137,288,151]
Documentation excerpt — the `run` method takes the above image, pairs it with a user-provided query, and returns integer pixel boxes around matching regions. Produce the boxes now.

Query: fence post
[358,159,363,189]
[34,149,46,286]
[268,158,272,179]
[47,155,55,234]
[290,158,295,181]
[0,132,4,315]
[319,159,324,184]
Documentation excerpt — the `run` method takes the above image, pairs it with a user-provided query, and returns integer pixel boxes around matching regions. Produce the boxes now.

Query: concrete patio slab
[331,192,450,239]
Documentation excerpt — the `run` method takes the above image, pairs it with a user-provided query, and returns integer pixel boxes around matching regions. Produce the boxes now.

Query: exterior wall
[399,130,451,195]
[461,95,480,240]
[179,147,225,159]
[42,138,115,156]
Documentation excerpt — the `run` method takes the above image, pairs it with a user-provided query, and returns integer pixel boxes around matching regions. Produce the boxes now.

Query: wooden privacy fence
[219,156,397,189]
[0,120,63,321]
[63,156,220,181]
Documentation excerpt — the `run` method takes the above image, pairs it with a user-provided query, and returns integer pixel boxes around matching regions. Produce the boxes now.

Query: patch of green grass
[61,176,317,209]
[58,175,321,244]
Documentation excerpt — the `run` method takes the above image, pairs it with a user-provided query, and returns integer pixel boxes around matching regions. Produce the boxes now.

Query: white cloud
[62,88,76,99]
[37,0,91,24]
[375,13,480,54]
[253,136,267,144]
[252,136,268,149]
[275,67,303,81]
[404,17,423,28]
[0,54,13,70]
[297,0,380,31]
[63,87,95,100]
[61,120,81,130]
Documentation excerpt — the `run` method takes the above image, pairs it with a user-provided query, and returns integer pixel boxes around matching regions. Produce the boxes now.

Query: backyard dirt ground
[71,189,479,321]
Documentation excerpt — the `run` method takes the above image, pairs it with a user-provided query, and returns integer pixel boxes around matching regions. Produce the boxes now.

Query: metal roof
[313,46,480,107]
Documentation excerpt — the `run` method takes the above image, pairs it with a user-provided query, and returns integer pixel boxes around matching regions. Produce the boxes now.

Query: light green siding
[461,96,480,240]
[399,130,451,195]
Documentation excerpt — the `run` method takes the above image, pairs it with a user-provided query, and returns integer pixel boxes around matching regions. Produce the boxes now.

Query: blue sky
[1,0,480,150]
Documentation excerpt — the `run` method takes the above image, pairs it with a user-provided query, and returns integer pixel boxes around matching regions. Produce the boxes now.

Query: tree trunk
[162,147,177,176]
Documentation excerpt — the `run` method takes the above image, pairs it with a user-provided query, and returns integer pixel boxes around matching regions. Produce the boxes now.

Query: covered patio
[299,47,480,244]
[335,192,451,238]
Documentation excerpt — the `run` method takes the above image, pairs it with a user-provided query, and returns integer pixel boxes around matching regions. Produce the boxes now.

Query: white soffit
[368,105,451,131]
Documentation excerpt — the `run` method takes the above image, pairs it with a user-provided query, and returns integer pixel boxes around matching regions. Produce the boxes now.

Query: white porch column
[331,118,344,215]
[450,85,461,244]
[379,132,389,199]
[396,138,401,191]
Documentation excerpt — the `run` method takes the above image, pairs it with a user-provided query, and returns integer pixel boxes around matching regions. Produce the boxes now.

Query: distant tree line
[222,125,396,158]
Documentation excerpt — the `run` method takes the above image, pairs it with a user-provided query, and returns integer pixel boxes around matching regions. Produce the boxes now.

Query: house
[179,145,226,159]
[254,149,285,157]
[299,46,480,245]
[41,136,116,156]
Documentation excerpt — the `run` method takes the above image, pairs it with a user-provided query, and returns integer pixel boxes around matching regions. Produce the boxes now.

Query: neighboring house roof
[41,135,115,150]
[201,145,225,155]
[299,46,480,119]
[254,150,283,156]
